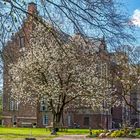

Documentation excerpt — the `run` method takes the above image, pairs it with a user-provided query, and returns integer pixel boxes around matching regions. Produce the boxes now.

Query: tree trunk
[54,112,62,127]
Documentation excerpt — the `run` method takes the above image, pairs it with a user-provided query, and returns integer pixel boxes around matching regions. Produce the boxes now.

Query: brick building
[2,2,135,129]
[2,2,54,128]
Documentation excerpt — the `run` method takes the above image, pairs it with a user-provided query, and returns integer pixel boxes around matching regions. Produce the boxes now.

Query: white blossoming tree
[111,46,140,113]
[9,22,120,127]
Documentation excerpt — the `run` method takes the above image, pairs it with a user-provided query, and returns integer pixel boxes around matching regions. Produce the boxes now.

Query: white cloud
[131,9,140,27]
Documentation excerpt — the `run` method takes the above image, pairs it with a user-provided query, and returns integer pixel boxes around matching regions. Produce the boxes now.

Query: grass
[0,128,50,136]
[0,127,89,140]
[58,129,89,135]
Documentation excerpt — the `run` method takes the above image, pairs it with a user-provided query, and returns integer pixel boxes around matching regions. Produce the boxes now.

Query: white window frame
[10,101,14,111]
[43,114,48,125]
[68,115,71,127]
[10,100,19,111]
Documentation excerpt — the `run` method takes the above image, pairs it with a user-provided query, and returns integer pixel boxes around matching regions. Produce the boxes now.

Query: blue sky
[1,0,140,47]
[124,0,140,13]
[123,0,140,45]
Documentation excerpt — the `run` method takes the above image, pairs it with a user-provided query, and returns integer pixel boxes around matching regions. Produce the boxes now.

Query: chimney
[28,2,38,15]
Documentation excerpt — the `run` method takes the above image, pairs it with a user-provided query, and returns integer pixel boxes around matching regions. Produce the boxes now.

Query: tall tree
[0,0,134,49]
[9,22,119,127]
[1,0,137,128]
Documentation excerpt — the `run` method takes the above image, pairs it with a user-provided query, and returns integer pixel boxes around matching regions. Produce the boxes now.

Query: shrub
[87,129,105,138]
[123,128,130,135]
[133,128,140,137]
[136,128,140,134]
[110,130,125,137]
[128,132,137,138]
[92,129,105,136]
[110,127,134,138]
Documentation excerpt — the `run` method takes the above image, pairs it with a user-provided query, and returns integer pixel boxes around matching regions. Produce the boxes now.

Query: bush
[110,128,131,138]
[136,128,140,134]
[128,132,137,138]
[87,129,106,138]
[123,127,130,135]
[133,128,140,137]
[110,130,125,137]
[92,129,105,136]
[87,129,105,138]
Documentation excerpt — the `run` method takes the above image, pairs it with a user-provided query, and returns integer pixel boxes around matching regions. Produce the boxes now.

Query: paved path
[53,135,140,140]
[53,135,88,140]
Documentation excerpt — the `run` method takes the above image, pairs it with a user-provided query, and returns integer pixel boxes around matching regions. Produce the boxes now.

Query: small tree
[110,45,140,123]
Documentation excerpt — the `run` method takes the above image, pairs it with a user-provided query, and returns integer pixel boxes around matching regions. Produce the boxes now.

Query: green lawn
[0,127,89,140]
[0,128,50,136]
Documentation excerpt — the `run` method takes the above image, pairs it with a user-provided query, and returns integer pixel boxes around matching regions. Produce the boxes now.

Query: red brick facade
[2,3,130,129]
[2,3,52,128]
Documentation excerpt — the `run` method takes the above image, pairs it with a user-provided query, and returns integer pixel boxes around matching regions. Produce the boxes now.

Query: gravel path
[53,135,140,140]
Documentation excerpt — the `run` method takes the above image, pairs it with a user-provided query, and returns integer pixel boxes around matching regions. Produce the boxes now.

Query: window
[10,100,19,111]
[68,115,71,127]
[43,114,48,125]
[83,117,89,126]
[40,99,47,111]
[10,101,14,111]
[19,36,25,48]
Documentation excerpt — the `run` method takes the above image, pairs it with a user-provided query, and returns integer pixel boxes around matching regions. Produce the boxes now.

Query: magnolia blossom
[9,21,121,124]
